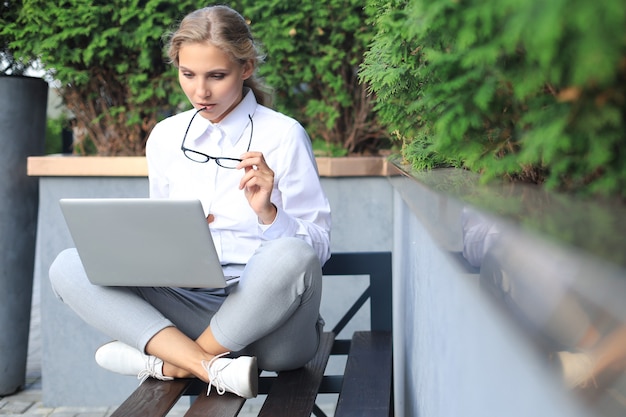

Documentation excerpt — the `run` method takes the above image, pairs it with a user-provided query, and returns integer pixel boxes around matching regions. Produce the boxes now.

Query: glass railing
[395,164,626,417]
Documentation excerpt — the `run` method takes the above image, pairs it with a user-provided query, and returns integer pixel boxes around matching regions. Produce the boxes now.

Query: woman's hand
[237,151,277,225]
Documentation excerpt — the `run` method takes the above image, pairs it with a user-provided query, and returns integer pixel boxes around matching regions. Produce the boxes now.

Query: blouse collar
[187,88,257,146]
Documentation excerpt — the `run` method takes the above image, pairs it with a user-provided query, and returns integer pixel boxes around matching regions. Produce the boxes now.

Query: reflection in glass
[462,207,626,417]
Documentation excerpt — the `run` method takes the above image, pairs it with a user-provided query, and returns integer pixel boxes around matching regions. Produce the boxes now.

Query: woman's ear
[241,59,255,80]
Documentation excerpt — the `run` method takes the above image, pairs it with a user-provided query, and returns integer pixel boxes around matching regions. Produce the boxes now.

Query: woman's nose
[196,81,210,98]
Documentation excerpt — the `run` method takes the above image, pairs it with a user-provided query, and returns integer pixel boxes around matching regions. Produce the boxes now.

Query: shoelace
[137,356,172,384]
[203,351,231,395]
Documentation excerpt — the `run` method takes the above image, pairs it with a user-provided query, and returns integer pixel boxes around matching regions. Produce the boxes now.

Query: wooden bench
[111,252,393,417]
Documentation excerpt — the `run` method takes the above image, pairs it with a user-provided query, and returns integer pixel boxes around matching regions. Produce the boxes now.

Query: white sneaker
[202,353,258,398]
[95,341,173,383]
[557,350,596,389]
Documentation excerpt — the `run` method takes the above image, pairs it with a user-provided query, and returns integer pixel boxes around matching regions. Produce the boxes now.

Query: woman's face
[178,42,253,123]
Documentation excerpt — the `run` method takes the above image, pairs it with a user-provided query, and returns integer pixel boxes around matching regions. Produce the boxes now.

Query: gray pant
[49,237,324,371]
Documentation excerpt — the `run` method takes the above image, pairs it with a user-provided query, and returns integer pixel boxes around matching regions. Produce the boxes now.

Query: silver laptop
[59,198,227,288]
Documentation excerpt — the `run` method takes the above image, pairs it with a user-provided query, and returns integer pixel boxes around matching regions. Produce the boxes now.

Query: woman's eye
[182,72,193,78]
[211,73,226,80]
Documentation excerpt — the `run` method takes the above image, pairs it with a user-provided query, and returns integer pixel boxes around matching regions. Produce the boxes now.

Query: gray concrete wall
[36,178,149,406]
[34,175,393,406]
[389,173,601,417]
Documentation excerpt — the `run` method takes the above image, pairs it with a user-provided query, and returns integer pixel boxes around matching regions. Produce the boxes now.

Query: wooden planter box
[27,155,397,177]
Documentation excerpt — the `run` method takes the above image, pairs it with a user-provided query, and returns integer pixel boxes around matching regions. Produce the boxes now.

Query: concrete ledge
[27,155,398,177]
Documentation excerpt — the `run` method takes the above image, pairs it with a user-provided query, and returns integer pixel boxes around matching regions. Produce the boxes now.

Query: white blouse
[146,89,331,272]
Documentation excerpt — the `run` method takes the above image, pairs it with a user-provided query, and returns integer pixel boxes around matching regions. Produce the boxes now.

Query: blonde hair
[164,5,273,107]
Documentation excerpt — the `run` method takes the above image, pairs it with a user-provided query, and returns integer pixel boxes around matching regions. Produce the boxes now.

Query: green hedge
[0,2,33,75]
[231,0,389,155]
[4,0,194,155]
[3,1,388,156]
[360,0,626,198]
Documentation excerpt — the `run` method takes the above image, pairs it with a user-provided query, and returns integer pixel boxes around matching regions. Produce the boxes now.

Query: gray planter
[0,75,47,395]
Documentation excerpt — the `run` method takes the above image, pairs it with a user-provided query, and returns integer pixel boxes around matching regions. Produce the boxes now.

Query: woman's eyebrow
[179,66,229,74]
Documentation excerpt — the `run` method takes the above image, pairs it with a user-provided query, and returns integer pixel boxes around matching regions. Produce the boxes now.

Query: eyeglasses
[180,107,253,169]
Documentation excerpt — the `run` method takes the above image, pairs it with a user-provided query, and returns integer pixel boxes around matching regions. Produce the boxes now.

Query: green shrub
[232,0,390,154]
[4,1,389,156]
[361,0,626,198]
[1,2,33,75]
[45,116,64,155]
[4,0,196,155]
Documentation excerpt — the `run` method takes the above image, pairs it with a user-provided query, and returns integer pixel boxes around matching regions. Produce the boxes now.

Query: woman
[49,5,331,399]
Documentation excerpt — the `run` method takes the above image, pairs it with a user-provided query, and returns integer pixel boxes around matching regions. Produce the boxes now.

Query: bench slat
[185,388,246,417]
[334,331,393,417]
[257,331,336,417]
[110,378,192,417]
